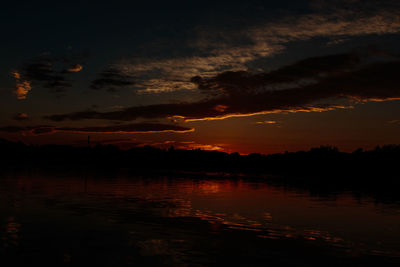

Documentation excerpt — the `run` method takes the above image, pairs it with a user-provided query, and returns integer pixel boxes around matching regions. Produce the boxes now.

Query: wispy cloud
[248,10,400,45]
[0,123,194,135]
[114,48,281,94]
[90,67,135,92]
[109,4,400,95]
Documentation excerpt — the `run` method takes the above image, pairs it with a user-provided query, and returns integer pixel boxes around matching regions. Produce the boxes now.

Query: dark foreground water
[0,170,399,266]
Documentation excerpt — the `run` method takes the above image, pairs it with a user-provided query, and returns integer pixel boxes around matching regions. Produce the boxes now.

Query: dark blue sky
[1,0,400,153]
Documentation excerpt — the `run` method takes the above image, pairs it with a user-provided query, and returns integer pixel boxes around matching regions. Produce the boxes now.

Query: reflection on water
[2,217,21,248]
[0,171,399,266]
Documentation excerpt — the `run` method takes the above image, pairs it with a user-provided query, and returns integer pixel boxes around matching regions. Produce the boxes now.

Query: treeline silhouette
[1,138,398,173]
[0,138,398,202]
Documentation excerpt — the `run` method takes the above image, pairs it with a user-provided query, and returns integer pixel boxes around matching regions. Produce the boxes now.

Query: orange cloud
[10,71,21,79]
[14,81,32,100]
[256,120,277,124]
[66,64,83,73]
[181,142,223,151]
[352,97,400,103]
[10,71,32,100]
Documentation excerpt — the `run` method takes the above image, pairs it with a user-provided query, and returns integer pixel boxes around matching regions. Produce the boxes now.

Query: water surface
[0,171,399,266]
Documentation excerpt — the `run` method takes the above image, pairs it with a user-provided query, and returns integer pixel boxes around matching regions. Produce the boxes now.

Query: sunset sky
[1,0,400,154]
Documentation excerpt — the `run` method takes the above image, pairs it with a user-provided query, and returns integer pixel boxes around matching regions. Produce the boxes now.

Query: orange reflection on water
[197,182,222,194]
[303,229,344,243]
[2,217,21,247]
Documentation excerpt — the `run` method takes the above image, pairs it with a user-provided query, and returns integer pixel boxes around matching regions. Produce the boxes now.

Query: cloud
[19,61,73,91]
[108,3,400,95]
[55,123,194,134]
[180,142,223,151]
[10,61,70,98]
[45,54,400,123]
[0,123,194,135]
[248,9,400,45]
[90,67,135,92]
[13,113,29,121]
[10,53,86,98]
[0,126,26,133]
[134,140,224,151]
[255,121,278,125]
[14,80,32,100]
[10,71,21,79]
[115,43,281,94]
[192,53,360,96]
[30,127,55,135]
[64,64,83,73]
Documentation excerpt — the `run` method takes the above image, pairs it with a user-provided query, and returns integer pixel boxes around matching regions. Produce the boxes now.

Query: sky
[1,0,400,154]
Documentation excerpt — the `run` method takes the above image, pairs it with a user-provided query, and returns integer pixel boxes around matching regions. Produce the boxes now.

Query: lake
[0,170,399,266]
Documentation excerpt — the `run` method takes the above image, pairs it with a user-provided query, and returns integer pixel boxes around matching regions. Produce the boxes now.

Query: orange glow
[14,81,32,100]
[359,97,400,103]
[179,142,223,151]
[197,182,222,194]
[182,105,352,122]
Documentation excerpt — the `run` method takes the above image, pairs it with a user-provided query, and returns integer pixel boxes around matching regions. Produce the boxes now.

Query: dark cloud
[192,53,360,96]
[0,126,25,133]
[0,125,53,134]
[90,68,135,92]
[0,123,193,135]
[21,61,72,90]
[31,127,55,135]
[56,123,193,133]
[13,113,29,121]
[45,54,400,122]
[11,53,86,99]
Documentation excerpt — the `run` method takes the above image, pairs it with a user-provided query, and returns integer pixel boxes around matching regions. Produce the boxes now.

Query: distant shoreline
[1,138,399,175]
